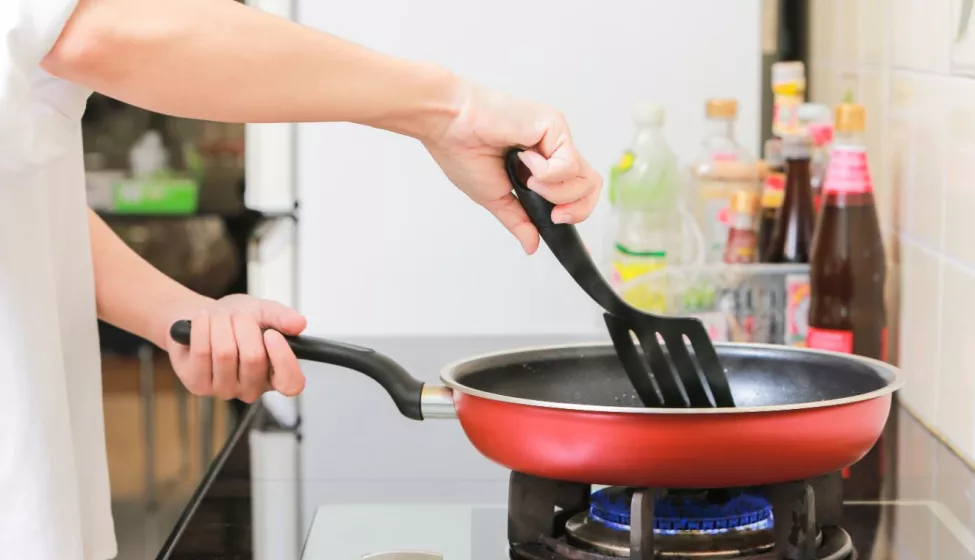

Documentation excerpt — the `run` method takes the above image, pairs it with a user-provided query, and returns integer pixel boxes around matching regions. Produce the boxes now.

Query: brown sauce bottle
[758,139,785,261]
[807,103,887,502]
[807,104,886,359]
[764,135,815,264]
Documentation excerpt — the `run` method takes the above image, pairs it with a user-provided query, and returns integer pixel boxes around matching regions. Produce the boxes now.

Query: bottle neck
[783,156,814,213]
[705,117,735,139]
[632,123,666,157]
[822,130,874,202]
[832,130,866,150]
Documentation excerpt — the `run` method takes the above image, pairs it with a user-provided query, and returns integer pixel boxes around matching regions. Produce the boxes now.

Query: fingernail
[518,150,542,170]
[552,212,572,224]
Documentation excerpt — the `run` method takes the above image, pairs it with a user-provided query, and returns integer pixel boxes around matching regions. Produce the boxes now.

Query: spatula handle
[505,148,630,317]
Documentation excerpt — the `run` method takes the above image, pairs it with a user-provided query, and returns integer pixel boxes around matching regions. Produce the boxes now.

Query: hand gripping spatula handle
[505,147,735,408]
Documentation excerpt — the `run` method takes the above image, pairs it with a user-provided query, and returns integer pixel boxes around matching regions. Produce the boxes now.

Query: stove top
[300,476,975,560]
[506,471,852,560]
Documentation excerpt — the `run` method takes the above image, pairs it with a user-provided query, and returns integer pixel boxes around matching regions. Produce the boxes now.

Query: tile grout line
[899,400,975,472]
[900,231,975,278]
[929,500,975,556]
[847,499,975,556]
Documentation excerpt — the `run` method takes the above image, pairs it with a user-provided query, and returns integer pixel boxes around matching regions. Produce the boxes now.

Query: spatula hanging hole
[603,313,664,407]
[629,330,663,401]
[634,329,688,407]
[682,334,716,407]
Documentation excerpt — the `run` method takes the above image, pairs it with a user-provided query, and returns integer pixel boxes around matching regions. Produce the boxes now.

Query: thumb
[258,300,307,336]
[482,193,540,255]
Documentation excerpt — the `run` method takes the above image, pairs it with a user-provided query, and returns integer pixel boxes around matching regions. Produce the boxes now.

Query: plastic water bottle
[608,102,681,313]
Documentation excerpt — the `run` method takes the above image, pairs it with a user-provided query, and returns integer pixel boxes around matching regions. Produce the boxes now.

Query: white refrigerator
[243,1,766,557]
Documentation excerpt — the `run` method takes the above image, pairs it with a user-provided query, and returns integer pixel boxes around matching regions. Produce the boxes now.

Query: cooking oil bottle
[607,102,681,313]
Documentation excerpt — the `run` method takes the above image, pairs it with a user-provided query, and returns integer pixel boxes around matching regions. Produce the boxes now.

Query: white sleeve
[3,0,80,68]
[0,0,80,174]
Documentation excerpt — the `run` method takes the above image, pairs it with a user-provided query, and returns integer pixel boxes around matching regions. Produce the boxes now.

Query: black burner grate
[507,471,853,560]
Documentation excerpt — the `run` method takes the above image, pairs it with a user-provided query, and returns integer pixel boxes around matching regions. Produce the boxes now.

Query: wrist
[370,61,466,143]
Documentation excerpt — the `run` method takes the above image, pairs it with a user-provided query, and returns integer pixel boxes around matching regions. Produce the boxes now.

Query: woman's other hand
[164,294,307,403]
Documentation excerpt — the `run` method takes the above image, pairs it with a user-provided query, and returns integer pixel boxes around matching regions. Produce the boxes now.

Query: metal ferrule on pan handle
[420,385,456,419]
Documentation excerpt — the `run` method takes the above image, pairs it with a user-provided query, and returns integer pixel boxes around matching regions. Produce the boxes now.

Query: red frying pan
[170,324,901,489]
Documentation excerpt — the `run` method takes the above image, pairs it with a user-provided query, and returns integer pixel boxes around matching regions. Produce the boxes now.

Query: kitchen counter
[159,401,975,559]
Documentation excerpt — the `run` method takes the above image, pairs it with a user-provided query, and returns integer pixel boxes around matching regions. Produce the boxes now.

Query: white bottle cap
[634,101,664,126]
[772,61,806,86]
[781,134,812,159]
[798,103,830,123]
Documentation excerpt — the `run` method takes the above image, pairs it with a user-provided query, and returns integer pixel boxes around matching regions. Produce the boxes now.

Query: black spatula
[505,147,734,408]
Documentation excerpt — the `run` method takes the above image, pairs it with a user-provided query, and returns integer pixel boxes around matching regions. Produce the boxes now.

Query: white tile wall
[810,0,975,460]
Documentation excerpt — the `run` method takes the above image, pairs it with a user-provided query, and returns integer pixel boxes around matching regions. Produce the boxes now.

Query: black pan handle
[169,320,426,420]
[505,147,630,318]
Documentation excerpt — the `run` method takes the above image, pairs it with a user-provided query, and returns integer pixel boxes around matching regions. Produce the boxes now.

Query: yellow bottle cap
[834,103,866,133]
[706,99,738,119]
[730,190,760,215]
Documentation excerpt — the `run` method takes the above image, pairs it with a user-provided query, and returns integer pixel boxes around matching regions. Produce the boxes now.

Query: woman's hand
[423,82,602,255]
[164,294,307,403]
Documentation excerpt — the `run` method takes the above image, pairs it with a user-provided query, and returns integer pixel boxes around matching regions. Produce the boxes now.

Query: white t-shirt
[0,1,117,558]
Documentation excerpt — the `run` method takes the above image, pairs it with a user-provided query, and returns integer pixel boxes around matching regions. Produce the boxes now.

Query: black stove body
[507,471,855,560]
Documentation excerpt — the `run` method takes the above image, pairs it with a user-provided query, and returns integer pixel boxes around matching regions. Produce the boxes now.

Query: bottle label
[822,146,873,194]
[611,250,668,314]
[809,123,834,147]
[761,173,785,208]
[689,311,729,342]
[712,152,739,163]
[701,194,730,260]
[724,228,758,263]
[773,92,803,137]
[785,274,810,347]
[608,151,635,206]
[807,327,854,354]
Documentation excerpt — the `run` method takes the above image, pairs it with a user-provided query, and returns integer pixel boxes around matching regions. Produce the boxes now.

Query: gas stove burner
[507,471,854,560]
[564,488,775,557]
[587,488,774,533]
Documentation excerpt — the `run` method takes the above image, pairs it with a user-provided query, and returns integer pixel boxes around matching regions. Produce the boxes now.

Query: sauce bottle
[765,135,815,264]
[765,134,816,347]
[808,103,887,503]
[771,61,806,138]
[807,103,886,359]
[724,191,760,264]
[689,99,761,263]
[757,139,785,261]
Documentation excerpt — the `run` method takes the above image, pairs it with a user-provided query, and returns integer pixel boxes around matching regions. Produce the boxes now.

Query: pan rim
[438,341,905,415]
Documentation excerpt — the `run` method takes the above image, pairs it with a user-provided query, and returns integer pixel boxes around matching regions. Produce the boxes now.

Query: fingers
[170,299,306,401]
[183,311,213,395]
[259,300,307,336]
[265,329,305,397]
[481,192,541,254]
[525,175,595,206]
[233,313,269,403]
[517,148,577,184]
[210,310,239,401]
[515,124,601,225]
[550,163,603,224]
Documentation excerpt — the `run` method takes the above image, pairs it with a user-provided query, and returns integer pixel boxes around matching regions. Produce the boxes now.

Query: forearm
[44,0,462,139]
[88,210,211,348]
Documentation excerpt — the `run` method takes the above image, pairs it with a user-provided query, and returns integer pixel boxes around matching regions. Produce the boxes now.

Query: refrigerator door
[248,217,300,427]
[244,0,296,213]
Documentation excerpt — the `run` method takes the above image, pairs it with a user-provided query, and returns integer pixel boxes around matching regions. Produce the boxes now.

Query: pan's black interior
[452,345,894,408]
